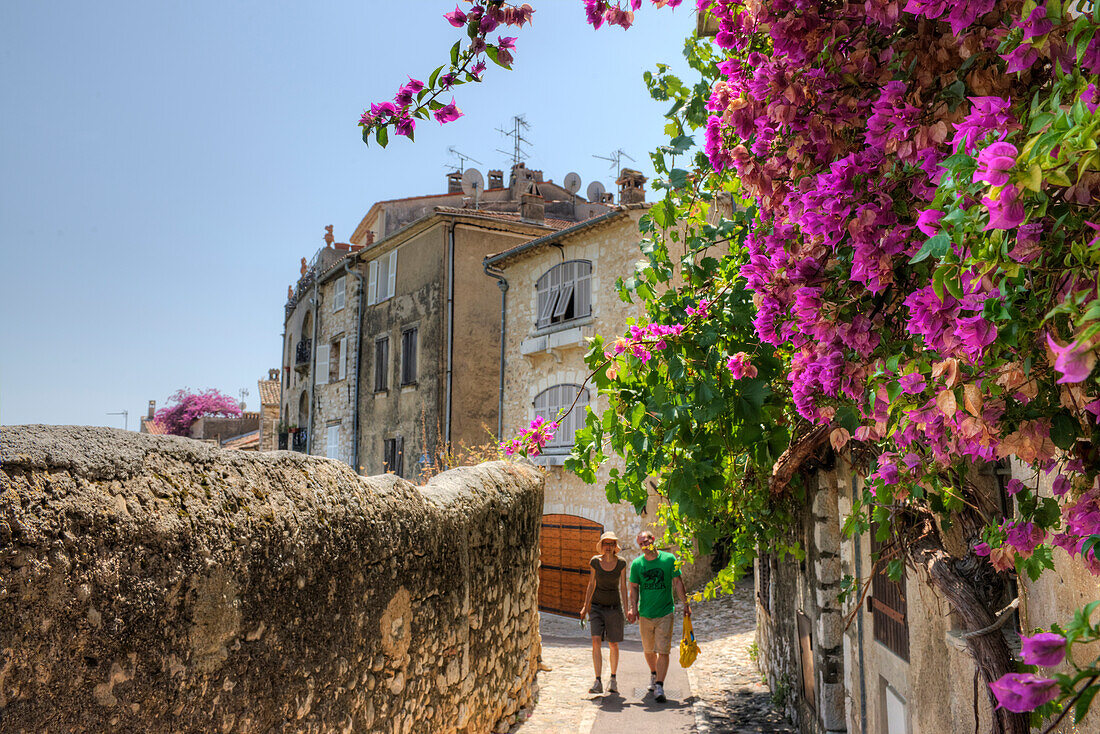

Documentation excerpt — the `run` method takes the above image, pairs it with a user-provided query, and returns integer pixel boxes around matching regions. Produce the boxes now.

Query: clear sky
[0,1,696,428]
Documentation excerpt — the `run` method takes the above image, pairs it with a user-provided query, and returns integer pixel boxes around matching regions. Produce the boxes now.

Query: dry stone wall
[0,425,543,733]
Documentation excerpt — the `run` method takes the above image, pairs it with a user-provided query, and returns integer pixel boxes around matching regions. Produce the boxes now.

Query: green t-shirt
[629,550,681,619]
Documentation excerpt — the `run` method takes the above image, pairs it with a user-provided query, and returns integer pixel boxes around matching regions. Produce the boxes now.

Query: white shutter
[316,343,330,385]
[326,425,340,460]
[334,276,346,311]
[338,336,347,380]
[387,250,398,300]
[368,261,378,304]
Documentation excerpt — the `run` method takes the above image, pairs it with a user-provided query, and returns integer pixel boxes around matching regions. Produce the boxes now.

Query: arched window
[536,260,592,329]
[533,384,589,450]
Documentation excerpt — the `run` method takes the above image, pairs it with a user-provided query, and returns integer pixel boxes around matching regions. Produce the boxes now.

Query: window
[401,327,418,385]
[333,276,346,311]
[797,611,816,709]
[536,260,592,329]
[326,424,341,461]
[383,436,404,476]
[533,384,589,450]
[870,527,910,661]
[374,336,389,391]
[328,337,346,382]
[367,250,398,305]
[315,342,330,386]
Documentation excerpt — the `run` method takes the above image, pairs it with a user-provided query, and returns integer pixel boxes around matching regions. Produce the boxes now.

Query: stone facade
[0,425,544,733]
[257,371,280,452]
[758,457,1100,734]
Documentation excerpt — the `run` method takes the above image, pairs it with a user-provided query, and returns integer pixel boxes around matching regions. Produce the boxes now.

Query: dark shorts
[589,604,624,643]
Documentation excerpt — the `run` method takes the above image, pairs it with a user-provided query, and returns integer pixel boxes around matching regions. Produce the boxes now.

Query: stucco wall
[309,266,364,466]
[0,425,543,733]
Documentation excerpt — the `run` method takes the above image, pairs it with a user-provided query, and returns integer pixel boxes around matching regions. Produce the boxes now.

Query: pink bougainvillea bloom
[1020,632,1067,667]
[1084,84,1100,114]
[439,72,458,89]
[1017,6,1053,39]
[1005,478,1026,495]
[497,35,516,50]
[433,99,463,124]
[1052,474,1071,496]
[444,5,467,27]
[358,110,375,126]
[394,116,415,139]
[989,673,1060,712]
[973,142,1017,186]
[915,208,944,237]
[982,185,1026,230]
[1005,520,1046,557]
[726,352,758,379]
[974,541,991,556]
[370,101,398,118]
[470,36,487,55]
[1046,333,1097,383]
[1002,43,1039,73]
[1009,222,1044,263]
[470,60,487,79]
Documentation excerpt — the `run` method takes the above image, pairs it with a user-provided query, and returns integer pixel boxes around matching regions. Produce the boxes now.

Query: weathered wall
[309,267,363,466]
[0,426,543,734]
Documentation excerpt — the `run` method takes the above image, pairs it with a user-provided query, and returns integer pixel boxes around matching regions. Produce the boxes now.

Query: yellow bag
[679,615,700,668]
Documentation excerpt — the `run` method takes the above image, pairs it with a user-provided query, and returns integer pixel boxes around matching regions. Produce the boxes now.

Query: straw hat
[596,531,621,553]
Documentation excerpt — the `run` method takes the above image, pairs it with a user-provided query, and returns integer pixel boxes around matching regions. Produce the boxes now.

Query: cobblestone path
[513,582,795,734]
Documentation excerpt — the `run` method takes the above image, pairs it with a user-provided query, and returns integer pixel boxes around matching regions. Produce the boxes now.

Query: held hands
[626,609,638,624]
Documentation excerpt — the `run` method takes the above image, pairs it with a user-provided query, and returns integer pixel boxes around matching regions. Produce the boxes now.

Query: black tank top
[590,556,626,607]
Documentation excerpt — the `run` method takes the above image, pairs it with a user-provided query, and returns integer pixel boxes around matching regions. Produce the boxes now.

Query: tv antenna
[496,114,531,166]
[106,410,129,431]
[446,147,483,173]
[593,149,635,179]
[239,388,250,411]
[461,168,485,209]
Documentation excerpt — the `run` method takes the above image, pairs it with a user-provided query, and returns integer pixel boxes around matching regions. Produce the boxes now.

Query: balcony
[291,429,307,453]
[294,338,312,372]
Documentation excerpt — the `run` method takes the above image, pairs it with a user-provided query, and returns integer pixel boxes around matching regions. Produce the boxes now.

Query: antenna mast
[593,148,635,179]
[495,115,531,166]
[446,147,483,173]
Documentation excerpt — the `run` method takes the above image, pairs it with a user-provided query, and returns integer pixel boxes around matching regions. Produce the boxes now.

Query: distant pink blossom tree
[154,389,242,436]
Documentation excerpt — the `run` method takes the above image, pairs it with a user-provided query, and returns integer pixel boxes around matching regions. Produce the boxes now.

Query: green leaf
[375,126,389,148]
[669,135,694,154]
[428,65,445,88]
[910,233,952,264]
[669,168,689,189]
[1075,684,1099,723]
[450,40,460,67]
[1051,412,1079,450]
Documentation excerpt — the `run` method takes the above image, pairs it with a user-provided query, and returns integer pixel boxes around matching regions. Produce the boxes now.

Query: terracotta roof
[258,379,281,406]
[140,418,168,435]
[432,206,575,231]
[223,430,260,451]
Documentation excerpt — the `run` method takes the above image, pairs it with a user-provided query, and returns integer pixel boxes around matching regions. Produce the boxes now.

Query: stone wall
[0,425,543,733]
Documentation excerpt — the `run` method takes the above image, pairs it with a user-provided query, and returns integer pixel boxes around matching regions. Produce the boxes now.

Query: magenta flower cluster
[154,388,242,437]
[501,415,559,457]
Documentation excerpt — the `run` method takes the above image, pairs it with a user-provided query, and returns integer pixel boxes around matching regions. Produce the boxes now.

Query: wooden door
[539,514,603,617]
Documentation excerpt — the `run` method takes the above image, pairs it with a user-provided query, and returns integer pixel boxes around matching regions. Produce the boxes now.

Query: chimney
[616,168,648,205]
[268,368,280,381]
[147,400,156,420]
[520,183,545,224]
[447,171,463,194]
[488,169,504,189]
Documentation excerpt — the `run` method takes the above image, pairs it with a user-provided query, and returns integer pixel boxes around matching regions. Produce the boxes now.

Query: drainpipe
[483,261,509,439]
[852,472,868,734]
[444,222,455,446]
[345,258,365,472]
[307,277,319,454]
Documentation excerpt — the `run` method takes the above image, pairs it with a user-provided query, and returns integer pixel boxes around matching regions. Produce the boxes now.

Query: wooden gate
[539,514,603,617]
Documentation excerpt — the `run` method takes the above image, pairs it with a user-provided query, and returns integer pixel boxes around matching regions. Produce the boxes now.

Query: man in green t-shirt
[627,530,691,703]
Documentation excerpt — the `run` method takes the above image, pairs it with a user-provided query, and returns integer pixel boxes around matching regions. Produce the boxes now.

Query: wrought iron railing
[278,432,289,450]
[295,338,312,369]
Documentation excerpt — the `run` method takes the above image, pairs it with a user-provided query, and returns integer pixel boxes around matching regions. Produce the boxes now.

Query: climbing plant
[359,1,1100,729]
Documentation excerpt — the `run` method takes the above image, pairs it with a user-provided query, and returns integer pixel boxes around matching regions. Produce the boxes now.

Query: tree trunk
[908,529,1028,734]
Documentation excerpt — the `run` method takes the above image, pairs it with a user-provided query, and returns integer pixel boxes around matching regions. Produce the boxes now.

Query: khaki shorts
[639,613,674,654]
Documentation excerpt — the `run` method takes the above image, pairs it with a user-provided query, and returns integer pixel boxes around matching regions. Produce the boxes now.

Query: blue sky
[0,1,695,428]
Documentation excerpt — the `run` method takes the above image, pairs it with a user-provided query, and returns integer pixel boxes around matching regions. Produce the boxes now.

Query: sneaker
[654,683,666,703]
[648,672,657,692]
[589,678,603,694]
[608,677,618,694]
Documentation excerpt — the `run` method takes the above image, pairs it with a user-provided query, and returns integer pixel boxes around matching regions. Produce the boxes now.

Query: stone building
[280,166,612,477]
[280,228,365,460]
[483,190,680,616]
[756,455,1100,734]
[257,369,281,451]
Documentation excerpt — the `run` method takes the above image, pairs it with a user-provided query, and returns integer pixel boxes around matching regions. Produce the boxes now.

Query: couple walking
[579,529,691,703]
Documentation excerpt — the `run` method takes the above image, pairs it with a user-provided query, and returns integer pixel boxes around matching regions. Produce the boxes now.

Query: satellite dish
[587,181,606,203]
[461,168,485,196]
[563,172,582,194]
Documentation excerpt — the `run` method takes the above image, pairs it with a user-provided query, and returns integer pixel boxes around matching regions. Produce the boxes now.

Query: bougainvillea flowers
[989,673,1060,712]
[1020,632,1067,667]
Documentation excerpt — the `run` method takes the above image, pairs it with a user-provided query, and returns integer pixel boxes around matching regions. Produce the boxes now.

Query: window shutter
[387,250,398,300]
[334,276,346,311]
[575,265,592,318]
[326,425,340,460]
[315,343,330,385]
[552,282,574,319]
[338,336,348,380]
[368,261,378,304]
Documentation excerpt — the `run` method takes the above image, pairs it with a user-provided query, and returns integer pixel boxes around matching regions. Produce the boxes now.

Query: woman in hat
[579,531,629,694]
